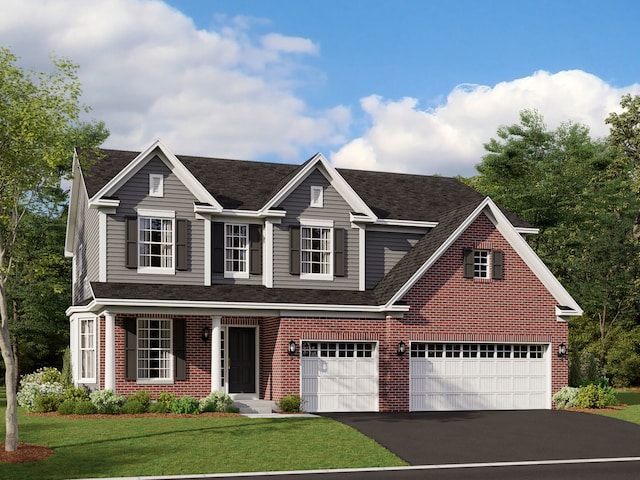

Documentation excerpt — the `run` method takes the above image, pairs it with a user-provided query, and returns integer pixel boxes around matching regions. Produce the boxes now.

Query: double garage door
[300,341,549,412]
[410,342,549,411]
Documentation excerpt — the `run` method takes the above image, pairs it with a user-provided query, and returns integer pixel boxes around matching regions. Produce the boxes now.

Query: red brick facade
[97,214,568,410]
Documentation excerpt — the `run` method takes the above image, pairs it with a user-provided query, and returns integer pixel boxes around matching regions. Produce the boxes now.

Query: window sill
[136,379,174,385]
[137,267,175,275]
[300,273,333,281]
[224,271,250,279]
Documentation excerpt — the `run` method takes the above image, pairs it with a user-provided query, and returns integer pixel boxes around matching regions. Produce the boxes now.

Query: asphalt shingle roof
[81,148,531,227]
[80,148,532,307]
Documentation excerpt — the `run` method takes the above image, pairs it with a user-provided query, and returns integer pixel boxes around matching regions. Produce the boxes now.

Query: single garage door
[301,341,378,412]
[410,342,548,411]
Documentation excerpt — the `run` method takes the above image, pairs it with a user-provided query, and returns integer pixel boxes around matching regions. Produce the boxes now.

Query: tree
[0,46,107,451]
[468,109,640,386]
[606,94,640,238]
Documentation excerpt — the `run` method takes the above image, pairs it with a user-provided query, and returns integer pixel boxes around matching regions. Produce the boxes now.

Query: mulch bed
[26,411,243,419]
[0,443,54,464]
[566,404,628,414]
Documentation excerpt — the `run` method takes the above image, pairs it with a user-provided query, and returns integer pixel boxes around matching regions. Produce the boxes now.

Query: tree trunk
[633,208,640,240]
[0,285,19,452]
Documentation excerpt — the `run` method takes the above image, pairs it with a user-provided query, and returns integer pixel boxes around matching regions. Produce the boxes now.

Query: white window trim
[473,249,490,279]
[224,223,250,279]
[310,185,324,208]
[136,209,175,275]
[136,318,174,384]
[149,173,164,197]
[78,317,97,383]
[299,218,334,281]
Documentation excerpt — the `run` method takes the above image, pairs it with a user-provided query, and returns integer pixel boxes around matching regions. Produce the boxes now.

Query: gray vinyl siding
[365,231,424,289]
[106,155,204,284]
[73,179,98,304]
[273,167,360,290]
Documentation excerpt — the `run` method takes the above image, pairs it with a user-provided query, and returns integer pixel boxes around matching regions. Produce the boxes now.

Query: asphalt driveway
[323,410,640,466]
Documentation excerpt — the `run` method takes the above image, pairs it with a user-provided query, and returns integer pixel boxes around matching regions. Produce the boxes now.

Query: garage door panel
[411,343,548,411]
[301,342,378,413]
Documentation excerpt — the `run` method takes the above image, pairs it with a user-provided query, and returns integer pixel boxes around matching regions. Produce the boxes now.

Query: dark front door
[228,327,256,393]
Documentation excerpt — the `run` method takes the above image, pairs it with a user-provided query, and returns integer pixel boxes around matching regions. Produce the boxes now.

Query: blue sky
[1,0,639,176]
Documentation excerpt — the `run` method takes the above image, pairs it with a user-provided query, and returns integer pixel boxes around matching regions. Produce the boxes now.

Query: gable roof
[378,197,582,316]
[81,145,532,227]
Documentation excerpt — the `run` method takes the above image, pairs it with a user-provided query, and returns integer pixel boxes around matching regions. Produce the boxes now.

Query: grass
[0,388,405,479]
[597,390,640,425]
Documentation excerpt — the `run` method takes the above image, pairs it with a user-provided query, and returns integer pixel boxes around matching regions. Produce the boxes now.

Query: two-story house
[65,140,581,412]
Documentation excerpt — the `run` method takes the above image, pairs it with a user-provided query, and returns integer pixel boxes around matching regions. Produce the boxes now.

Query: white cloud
[331,70,640,177]
[0,0,343,161]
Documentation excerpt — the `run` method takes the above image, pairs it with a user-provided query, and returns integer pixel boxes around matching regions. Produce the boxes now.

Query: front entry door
[228,328,256,393]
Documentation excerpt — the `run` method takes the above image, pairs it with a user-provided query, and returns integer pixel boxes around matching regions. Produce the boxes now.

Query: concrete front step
[233,399,277,414]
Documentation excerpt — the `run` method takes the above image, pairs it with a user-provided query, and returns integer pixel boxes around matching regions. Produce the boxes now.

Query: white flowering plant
[17,367,66,412]
[89,389,126,414]
[199,391,234,413]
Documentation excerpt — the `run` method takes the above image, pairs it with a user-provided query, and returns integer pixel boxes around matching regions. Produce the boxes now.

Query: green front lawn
[0,388,405,478]
[597,390,640,425]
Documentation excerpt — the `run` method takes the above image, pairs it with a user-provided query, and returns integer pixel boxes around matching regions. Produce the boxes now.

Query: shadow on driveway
[323,410,640,465]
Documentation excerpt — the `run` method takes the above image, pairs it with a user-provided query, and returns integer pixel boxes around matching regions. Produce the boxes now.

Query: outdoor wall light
[288,340,297,356]
[201,326,210,343]
[557,343,568,358]
[397,341,406,356]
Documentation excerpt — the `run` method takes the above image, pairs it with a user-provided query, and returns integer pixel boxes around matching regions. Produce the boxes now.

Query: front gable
[383,198,582,320]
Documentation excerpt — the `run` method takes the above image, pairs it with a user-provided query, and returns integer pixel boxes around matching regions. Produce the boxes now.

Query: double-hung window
[137,209,175,274]
[300,219,333,280]
[463,248,504,280]
[225,224,249,278]
[79,318,96,382]
[137,318,172,381]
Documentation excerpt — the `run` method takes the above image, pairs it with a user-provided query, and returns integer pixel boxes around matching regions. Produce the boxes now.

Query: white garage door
[301,342,378,412]
[410,343,549,411]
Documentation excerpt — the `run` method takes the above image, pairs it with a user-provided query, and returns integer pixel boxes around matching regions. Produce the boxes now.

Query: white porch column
[211,316,222,392]
[104,312,116,391]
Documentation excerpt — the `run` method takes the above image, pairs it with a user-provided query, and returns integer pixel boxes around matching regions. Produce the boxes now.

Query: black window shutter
[124,318,137,380]
[290,225,300,275]
[173,319,187,380]
[463,249,474,278]
[125,217,138,269]
[334,228,345,277]
[492,250,504,280]
[212,222,224,274]
[176,219,188,271]
[249,225,262,275]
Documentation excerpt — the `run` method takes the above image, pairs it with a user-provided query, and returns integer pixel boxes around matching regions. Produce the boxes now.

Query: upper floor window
[310,186,324,208]
[79,317,96,382]
[149,174,164,197]
[301,225,332,279]
[126,212,188,273]
[225,223,249,278]
[463,248,504,280]
[290,220,345,280]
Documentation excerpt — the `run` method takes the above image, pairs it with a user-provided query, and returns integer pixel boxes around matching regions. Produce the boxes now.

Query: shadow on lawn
[47,416,315,450]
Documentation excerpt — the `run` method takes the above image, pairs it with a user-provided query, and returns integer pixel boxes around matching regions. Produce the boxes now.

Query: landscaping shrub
[170,396,200,414]
[127,390,151,411]
[148,402,169,414]
[74,399,98,415]
[277,394,304,413]
[58,399,78,415]
[89,389,126,414]
[199,391,233,413]
[158,391,175,409]
[61,347,73,387]
[121,399,146,414]
[17,367,66,413]
[553,386,579,408]
[64,386,90,402]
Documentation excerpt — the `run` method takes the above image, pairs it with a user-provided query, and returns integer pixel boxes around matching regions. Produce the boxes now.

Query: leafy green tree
[0,46,107,451]
[468,109,640,386]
